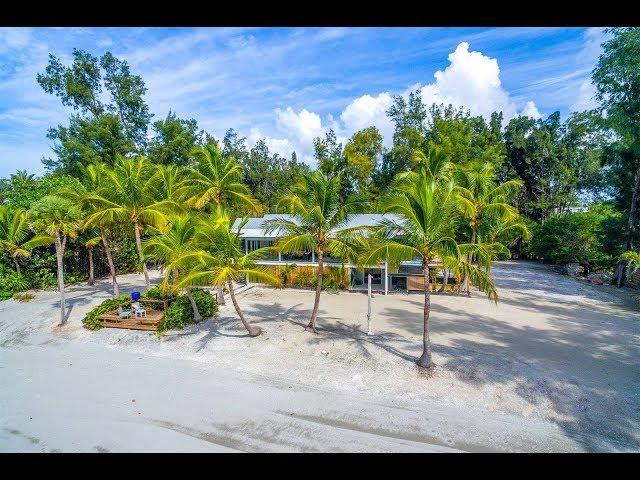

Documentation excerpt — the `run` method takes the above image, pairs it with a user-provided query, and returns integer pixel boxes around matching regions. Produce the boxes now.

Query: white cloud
[244,42,543,167]
[415,42,520,121]
[521,100,542,119]
[248,127,295,159]
[275,107,324,151]
[340,92,394,147]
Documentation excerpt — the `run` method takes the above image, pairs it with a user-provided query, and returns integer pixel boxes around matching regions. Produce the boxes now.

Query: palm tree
[263,170,367,333]
[0,206,53,274]
[186,142,262,213]
[365,151,497,369]
[59,164,121,295]
[83,156,182,288]
[28,195,83,325]
[149,163,191,203]
[184,143,262,304]
[79,229,101,286]
[143,214,204,321]
[454,160,523,293]
[176,208,279,336]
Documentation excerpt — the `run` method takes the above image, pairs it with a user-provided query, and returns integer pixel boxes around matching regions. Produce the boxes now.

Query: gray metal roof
[233,213,400,239]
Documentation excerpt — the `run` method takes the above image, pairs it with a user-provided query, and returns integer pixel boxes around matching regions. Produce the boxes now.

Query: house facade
[233,213,452,294]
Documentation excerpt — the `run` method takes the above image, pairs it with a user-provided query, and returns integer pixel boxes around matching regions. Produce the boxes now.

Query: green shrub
[0,270,29,300]
[191,288,218,318]
[159,296,193,332]
[25,268,57,290]
[158,289,218,334]
[82,295,131,330]
[526,203,622,273]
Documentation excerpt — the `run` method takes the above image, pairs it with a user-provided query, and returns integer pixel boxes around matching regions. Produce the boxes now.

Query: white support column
[384,261,388,296]
[245,239,248,254]
[312,250,315,263]
[278,252,282,262]
[367,274,373,335]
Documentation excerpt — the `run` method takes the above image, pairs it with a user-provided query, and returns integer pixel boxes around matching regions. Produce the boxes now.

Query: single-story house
[232,214,456,294]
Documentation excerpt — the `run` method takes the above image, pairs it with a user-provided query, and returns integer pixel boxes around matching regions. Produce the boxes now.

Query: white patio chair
[132,302,147,318]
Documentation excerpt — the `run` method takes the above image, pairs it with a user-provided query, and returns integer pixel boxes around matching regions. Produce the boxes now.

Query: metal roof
[232,213,401,239]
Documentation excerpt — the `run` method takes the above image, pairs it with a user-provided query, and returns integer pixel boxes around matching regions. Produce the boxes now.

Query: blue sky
[0,27,607,177]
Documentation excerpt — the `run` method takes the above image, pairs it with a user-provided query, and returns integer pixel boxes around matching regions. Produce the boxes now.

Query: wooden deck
[99,309,164,331]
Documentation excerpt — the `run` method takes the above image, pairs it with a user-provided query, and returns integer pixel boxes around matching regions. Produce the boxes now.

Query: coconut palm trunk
[133,221,150,288]
[101,233,119,297]
[13,258,21,275]
[462,229,477,295]
[307,249,323,333]
[217,285,226,305]
[417,260,434,369]
[186,289,203,322]
[88,248,94,286]
[54,231,66,325]
[227,280,261,336]
[439,268,449,293]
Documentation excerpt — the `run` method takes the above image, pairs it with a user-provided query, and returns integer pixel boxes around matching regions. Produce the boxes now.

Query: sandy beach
[1,260,638,452]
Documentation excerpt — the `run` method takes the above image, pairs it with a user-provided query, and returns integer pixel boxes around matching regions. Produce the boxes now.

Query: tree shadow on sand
[381,263,639,452]
[241,263,639,452]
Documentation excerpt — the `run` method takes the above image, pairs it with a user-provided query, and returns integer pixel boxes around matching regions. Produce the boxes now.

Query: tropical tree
[60,163,121,296]
[185,141,262,214]
[592,28,640,285]
[83,156,182,288]
[28,195,83,325]
[175,208,279,336]
[365,150,497,369]
[263,170,367,333]
[143,214,205,321]
[79,228,101,286]
[454,160,523,292]
[0,206,53,274]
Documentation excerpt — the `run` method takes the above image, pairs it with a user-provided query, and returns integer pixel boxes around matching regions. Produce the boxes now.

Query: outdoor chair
[132,302,147,318]
[117,306,131,319]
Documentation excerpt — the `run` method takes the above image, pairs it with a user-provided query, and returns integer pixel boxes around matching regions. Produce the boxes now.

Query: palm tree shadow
[306,320,417,363]
[162,315,253,350]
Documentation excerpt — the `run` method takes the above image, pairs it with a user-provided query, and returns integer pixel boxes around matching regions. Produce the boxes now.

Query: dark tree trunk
[615,261,626,288]
[13,258,21,275]
[54,231,66,326]
[307,250,323,333]
[101,232,119,297]
[228,280,261,336]
[417,260,434,369]
[133,221,150,288]
[616,166,640,288]
[88,248,94,286]
[627,166,640,252]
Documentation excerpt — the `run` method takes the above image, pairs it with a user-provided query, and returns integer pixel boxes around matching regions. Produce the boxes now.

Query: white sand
[1,261,638,452]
